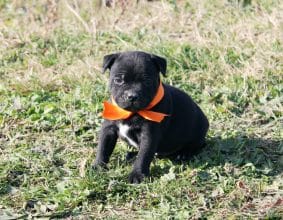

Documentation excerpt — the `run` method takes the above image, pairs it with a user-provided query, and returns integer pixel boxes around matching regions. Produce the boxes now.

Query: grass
[0,0,282,219]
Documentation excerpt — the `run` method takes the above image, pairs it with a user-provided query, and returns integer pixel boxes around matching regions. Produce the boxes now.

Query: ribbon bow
[102,82,169,122]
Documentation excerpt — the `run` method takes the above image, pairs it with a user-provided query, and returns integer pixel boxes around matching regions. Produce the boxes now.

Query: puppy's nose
[125,91,138,102]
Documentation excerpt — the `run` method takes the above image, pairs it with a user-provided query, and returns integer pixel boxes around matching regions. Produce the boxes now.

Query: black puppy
[93,51,209,183]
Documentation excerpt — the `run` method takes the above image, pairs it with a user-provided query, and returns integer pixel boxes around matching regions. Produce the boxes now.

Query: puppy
[93,51,209,183]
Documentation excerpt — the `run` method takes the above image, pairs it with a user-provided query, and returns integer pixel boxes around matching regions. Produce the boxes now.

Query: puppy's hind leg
[173,139,206,162]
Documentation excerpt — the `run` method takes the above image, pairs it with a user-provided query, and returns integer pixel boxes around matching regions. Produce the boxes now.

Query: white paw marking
[118,123,138,148]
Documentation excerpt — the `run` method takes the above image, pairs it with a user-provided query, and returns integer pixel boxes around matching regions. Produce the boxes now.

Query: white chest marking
[118,123,138,148]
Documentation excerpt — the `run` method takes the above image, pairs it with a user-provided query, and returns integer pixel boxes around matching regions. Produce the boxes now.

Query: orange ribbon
[102,82,169,122]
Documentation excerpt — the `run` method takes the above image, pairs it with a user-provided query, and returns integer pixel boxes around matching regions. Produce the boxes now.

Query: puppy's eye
[114,77,124,85]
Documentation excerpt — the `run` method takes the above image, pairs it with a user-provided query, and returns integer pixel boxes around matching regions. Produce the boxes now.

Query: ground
[0,0,282,219]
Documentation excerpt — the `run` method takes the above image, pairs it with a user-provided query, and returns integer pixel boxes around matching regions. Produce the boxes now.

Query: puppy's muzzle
[124,91,139,102]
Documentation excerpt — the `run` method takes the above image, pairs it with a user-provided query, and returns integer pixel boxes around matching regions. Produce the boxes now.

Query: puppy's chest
[118,123,141,148]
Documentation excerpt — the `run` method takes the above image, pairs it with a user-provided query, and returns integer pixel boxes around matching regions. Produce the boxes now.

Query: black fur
[94,51,209,183]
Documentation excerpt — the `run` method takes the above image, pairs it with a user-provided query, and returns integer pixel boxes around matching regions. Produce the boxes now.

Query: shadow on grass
[204,135,282,174]
[151,135,282,178]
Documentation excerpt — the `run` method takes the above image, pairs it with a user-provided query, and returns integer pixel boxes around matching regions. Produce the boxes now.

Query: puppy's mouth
[114,98,148,112]
[119,101,144,112]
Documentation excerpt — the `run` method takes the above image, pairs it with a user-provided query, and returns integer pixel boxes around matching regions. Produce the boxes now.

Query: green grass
[0,0,282,219]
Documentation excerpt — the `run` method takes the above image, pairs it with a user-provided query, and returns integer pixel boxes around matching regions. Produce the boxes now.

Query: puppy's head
[102,51,167,112]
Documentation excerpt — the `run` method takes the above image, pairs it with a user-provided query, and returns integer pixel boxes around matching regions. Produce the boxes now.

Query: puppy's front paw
[128,170,147,184]
[92,161,108,171]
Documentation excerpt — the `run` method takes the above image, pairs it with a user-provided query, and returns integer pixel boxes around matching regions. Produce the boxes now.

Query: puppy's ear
[151,54,167,76]
[102,53,120,73]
